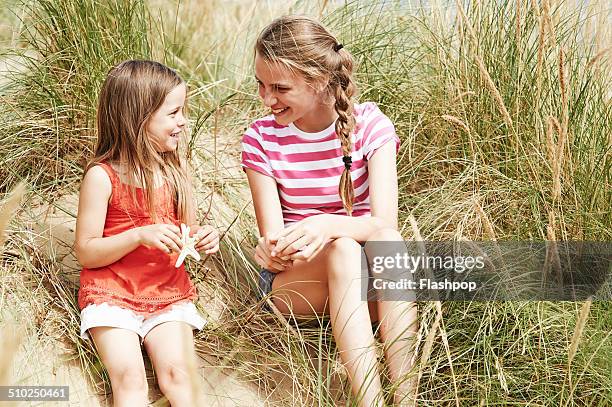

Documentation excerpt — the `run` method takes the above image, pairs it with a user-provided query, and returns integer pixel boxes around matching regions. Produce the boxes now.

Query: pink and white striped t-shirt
[241,102,399,225]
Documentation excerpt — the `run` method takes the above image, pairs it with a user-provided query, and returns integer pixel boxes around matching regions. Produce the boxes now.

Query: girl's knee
[368,227,402,242]
[327,237,361,256]
[157,364,191,394]
[326,237,362,281]
[110,367,147,393]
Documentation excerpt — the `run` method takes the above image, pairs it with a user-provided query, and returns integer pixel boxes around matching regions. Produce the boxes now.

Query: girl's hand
[137,224,183,254]
[254,235,292,273]
[193,225,220,254]
[270,215,330,262]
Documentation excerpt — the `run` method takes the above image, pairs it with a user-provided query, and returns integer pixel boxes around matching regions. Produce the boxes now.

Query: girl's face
[255,53,335,132]
[146,83,187,153]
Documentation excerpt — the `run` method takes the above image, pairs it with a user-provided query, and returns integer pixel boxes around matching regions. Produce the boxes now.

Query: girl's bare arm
[327,139,399,237]
[245,168,286,238]
[245,168,291,271]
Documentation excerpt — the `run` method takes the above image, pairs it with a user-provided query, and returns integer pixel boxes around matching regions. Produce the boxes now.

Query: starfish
[175,223,201,268]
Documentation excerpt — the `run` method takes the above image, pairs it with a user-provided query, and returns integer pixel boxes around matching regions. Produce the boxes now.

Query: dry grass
[0,0,610,405]
[441,114,470,134]
[0,182,26,391]
[0,182,24,244]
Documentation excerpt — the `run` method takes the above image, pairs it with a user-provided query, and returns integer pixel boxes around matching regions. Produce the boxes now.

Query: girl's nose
[263,90,277,107]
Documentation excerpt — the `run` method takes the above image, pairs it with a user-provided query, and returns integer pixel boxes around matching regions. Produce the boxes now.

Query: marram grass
[0,0,610,406]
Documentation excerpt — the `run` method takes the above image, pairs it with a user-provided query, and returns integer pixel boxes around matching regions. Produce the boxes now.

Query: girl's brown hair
[90,59,194,224]
[256,16,358,215]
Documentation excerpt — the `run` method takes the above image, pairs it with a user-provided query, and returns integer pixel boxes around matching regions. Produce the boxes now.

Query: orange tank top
[78,162,197,316]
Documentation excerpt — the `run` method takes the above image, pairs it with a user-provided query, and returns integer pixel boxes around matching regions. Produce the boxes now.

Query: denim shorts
[258,268,277,299]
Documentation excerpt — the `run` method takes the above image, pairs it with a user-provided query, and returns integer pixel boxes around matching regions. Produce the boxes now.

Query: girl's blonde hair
[256,16,357,215]
[90,59,194,224]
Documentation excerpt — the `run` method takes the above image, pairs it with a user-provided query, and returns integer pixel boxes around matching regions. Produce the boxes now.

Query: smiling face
[146,83,187,152]
[254,53,336,132]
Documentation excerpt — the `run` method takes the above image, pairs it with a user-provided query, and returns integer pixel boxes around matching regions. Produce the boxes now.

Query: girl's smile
[271,106,289,115]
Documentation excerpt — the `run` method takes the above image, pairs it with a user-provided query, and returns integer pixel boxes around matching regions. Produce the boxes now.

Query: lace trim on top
[79,285,197,316]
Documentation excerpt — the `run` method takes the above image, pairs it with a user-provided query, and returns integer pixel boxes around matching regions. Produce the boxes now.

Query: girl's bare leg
[89,327,148,407]
[366,228,419,406]
[377,300,418,406]
[144,321,199,407]
[272,238,383,407]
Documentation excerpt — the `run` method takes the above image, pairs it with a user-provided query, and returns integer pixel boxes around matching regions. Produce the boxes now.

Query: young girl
[75,60,219,407]
[242,16,418,407]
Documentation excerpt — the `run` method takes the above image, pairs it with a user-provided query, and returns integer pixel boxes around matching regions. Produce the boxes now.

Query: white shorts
[80,301,206,342]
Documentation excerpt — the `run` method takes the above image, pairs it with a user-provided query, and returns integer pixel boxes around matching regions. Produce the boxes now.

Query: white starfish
[175,223,201,268]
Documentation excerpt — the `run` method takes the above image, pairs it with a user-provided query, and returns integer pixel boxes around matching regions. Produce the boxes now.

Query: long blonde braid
[331,44,357,215]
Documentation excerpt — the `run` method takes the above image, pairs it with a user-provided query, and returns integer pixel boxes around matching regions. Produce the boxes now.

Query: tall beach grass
[0,0,610,405]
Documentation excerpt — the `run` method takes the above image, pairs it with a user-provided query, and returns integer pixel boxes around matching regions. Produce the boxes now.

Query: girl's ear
[316,79,336,105]
[313,77,333,103]
[315,76,330,93]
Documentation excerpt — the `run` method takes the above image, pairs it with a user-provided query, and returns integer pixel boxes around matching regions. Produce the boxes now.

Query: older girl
[242,16,417,407]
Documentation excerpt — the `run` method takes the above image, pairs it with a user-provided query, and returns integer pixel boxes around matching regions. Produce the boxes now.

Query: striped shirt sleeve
[241,123,274,178]
[360,103,400,160]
